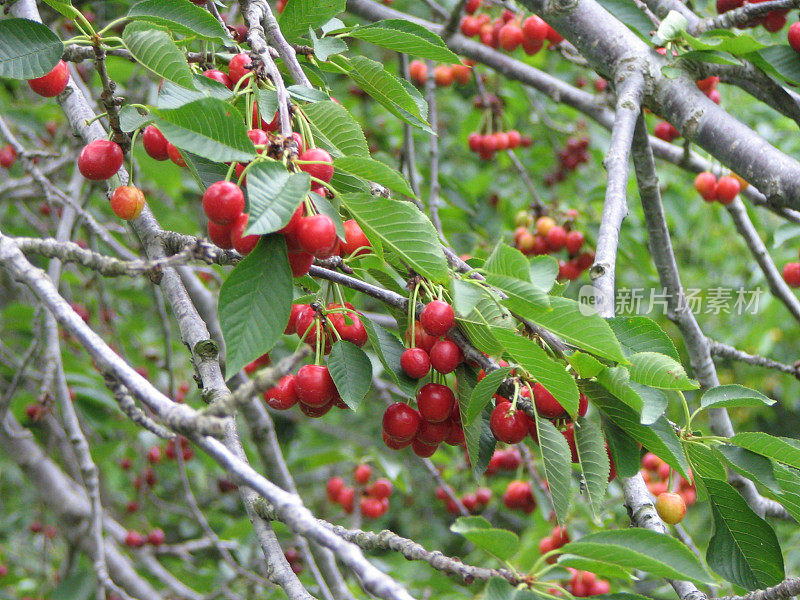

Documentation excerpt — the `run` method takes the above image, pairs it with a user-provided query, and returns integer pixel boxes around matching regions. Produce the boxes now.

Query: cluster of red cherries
[513,213,594,281]
[408,59,473,87]
[436,485,492,514]
[693,170,744,206]
[566,569,612,597]
[326,464,394,519]
[467,127,528,161]
[124,527,165,549]
[538,525,570,562]
[459,0,563,55]
[400,300,462,378]
[543,135,591,187]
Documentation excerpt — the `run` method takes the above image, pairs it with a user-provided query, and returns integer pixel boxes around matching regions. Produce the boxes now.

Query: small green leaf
[450,279,489,318]
[450,516,519,560]
[122,21,195,89]
[466,367,510,425]
[327,341,372,410]
[563,529,713,586]
[628,352,698,390]
[486,273,551,314]
[304,100,369,157]
[608,316,679,360]
[333,156,416,198]
[361,319,416,395]
[279,0,345,42]
[219,236,292,376]
[700,385,775,411]
[127,0,229,42]
[244,161,310,235]
[0,18,63,79]
[456,365,496,479]
[349,19,461,63]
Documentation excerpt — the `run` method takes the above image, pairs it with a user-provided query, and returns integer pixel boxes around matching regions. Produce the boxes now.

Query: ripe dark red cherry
[208,220,234,249]
[147,528,165,546]
[416,419,451,445]
[230,213,260,255]
[429,339,462,374]
[490,401,529,443]
[416,383,456,423]
[295,365,336,408]
[0,144,16,168]
[533,383,566,418]
[783,262,800,287]
[296,214,338,258]
[411,438,438,457]
[578,392,589,417]
[565,230,584,255]
[522,15,548,41]
[298,399,334,418]
[297,148,334,183]
[341,219,371,256]
[400,347,430,379]
[329,311,368,346]
[369,478,393,498]
[562,423,579,462]
[110,186,145,220]
[202,69,233,90]
[382,402,422,442]
[288,251,314,277]
[28,60,69,97]
[166,142,186,167]
[203,181,245,225]
[789,22,800,52]
[419,300,455,337]
[694,171,718,202]
[125,530,146,548]
[264,374,298,410]
[715,175,740,205]
[228,52,253,85]
[354,463,372,484]
[142,125,169,161]
[545,225,567,251]
[78,140,124,181]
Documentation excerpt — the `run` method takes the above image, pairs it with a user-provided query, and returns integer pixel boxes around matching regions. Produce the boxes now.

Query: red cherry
[545,225,567,251]
[783,262,800,287]
[147,528,165,546]
[764,11,787,32]
[409,59,428,84]
[326,476,345,502]
[694,171,718,202]
[264,375,298,410]
[125,530,146,548]
[503,479,534,509]
[78,140,124,181]
[296,214,338,258]
[368,478,393,499]
[288,251,314,277]
[565,230,584,255]
[789,21,800,52]
[0,144,16,168]
[230,213,260,255]
[498,23,524,51]
[354,463,372,484]
[166,142,186,167]
[562,423,579,462]
[299,399,334,418]
[383,430,413,449]
[28,60,69,97]
[522,15,548,41]
[533,383,566,418]
[208,220,234,249]
[202,69,233,90]
[507,129,522,148]
[419,300,455,337]
[715,175,740,205]
[445,421,465,445]
[297,148,334,183]
[360,496,386,519]
[416,383,456,423]
[465,0,482,14]
[228,52,253,85]
[341,219,371,256]
[110,186,145,220]
[284,304,307,335]
[406,321,438,353]
[654,121,680,142]
[434,65,454,87]
[578,393,589,417]
[429,339,462,374]
[551,525,570,547]
[147,446,161,464]
[522,36,544,55]
[461,16,481,37]
[475,487,492,504]
[142,125,169,161]
[400,347,430,379]
[290,132,305,154]
[490,401,529,443]
[279,204,305,235]
[382,402,422,442]
[295,365,336,407]
[203,181,245,225]
[416,419,451,445]
[337,486,355,513]
[411,438,438,457]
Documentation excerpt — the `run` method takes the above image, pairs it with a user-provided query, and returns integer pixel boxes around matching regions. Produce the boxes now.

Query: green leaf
[492,328,579,416]
[118,105,151,133]
[567,351,604,378]
[362,319,417,396]
[582,381,689,478]
[534,417,573,524]
[596,367,643,413]
[730,432,800,471]
[608,316,679,360]
[154,98,254,163]
[219,236,292,377]
[563,529,713,586]
[458,297,511,356]
[450,279,489,318]
[310,30,347,61]
[703,478,785,590]
[303,100,369,157]
[456,365,496,479]
[715,445,781,494]
[336,55,432,133]
[122,21,195,89]
[686,442,727,482]
[183,150,229,190]
[530,256,559,291]
[244,161,310,235]
[350,19,460,63]
[485,238,532,281]
[465,367,510,425]
[327,341,372,410]
[156,75,233,109]
[557,556,633,581]
[628,352,698,390]
[340,192,449,283]
[127,0,229,42]
[486,273,551,313]
[287,84,331,103]
[575,417,610,519]
[279,0,345,42]
[41,0,76,18]
[333,156,416,198]
[749,45,800,87]
[450,516,519,561]
[595,0,654,39]
[255,88,279,124]
[700,385,775,411]
[0,18,64,79]
[602,419,641,478]
[770,464,800,523]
